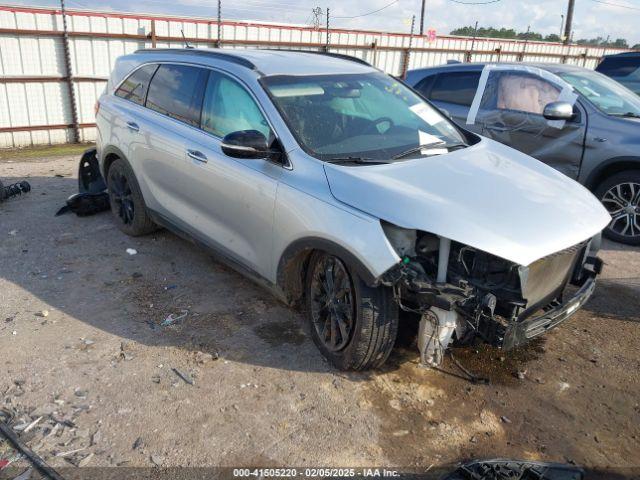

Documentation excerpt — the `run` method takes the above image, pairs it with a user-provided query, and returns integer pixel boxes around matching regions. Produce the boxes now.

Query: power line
[333,0,400,19]
[447,0,502,4]
[589,0,640,10]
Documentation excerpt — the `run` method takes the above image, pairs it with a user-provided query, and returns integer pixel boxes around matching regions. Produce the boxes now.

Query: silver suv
[96,49,610,370]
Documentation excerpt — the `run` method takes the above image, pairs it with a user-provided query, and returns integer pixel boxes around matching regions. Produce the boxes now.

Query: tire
[106,158,157,236]
[595,170,640,246]
[304,251,398,371]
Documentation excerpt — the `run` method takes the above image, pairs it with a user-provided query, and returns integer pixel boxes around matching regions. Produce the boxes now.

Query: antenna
[181,30,193,49]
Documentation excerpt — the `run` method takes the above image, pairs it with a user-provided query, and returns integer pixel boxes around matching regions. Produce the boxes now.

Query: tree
[449,26,632,48]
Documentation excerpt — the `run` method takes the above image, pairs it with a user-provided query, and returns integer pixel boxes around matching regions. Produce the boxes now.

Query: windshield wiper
[392,142,467,160]
[325,156,390,165]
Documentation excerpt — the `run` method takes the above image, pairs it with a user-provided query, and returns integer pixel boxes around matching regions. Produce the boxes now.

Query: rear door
[414,70,483,134]
[129,63,209,216]
[468,68,586,179]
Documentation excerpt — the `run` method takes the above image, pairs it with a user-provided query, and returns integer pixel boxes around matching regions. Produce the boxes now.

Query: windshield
[262,72,467,161]
[558,69,640,117]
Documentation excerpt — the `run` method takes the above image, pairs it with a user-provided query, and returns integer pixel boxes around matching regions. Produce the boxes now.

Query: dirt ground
[1,150,639,479]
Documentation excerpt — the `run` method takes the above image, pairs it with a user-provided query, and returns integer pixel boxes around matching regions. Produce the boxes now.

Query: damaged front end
[380,222,603,367]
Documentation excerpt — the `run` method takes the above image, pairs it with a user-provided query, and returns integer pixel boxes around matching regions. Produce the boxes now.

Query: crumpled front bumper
[502,256,603,350]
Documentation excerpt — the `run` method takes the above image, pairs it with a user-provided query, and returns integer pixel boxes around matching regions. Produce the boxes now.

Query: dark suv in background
[596,52,640,96]
[406,62,640,245]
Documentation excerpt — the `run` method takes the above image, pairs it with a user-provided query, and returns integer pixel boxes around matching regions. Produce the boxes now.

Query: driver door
[474,70,586,179]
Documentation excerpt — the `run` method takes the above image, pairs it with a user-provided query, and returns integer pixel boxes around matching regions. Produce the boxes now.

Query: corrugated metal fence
[0,4,631,148]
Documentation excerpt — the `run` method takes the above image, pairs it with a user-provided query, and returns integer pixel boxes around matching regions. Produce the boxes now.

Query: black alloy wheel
[309,254,355,352]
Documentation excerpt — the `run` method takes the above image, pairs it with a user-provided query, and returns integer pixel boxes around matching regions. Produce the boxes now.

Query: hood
[324,138,611,266]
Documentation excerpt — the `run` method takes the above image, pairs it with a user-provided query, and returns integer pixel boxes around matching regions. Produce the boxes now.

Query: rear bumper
[502,256,602,350]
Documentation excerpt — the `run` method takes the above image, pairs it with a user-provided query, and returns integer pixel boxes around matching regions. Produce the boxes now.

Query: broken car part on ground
[0,179,30,203]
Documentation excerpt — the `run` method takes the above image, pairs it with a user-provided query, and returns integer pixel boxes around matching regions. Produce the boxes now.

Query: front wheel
[595,170,640,246]
[305,251,398,371]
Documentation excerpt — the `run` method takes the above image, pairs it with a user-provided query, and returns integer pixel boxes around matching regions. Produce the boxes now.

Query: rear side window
[145,64,208,127]
[430,71,481,106]
[597,56,640,78]
[115,64,158,105]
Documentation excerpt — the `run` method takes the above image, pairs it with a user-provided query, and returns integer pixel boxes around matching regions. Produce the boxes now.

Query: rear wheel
[107,158,157,236]
[595,170,640,246]
[305,251,398,370]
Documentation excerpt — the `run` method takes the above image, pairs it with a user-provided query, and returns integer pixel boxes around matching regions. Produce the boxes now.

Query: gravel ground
[0,152,639,478]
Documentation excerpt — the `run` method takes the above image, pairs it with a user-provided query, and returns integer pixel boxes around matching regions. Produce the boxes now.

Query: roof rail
[267,49,372,67]
[134,48,257,70]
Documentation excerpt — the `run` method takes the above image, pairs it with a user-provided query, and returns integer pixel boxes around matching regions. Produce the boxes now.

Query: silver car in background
[96,49,610,370]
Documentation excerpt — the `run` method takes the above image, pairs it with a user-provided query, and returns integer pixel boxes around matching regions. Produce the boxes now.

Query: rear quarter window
[114,64,158,105]
[145,64,209,127]
[429,71,481,106]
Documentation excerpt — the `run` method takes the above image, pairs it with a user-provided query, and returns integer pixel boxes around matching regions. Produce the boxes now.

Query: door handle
[126,121,139,132]
[187,149,208,163]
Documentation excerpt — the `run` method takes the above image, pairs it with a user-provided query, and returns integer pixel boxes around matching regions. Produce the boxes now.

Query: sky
[7,0,640,45]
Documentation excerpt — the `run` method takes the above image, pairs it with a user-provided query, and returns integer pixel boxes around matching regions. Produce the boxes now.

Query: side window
[493,73,560,115]
[145,64,208,127]
[597,57,640,78]
[201,72,272,140]
[429,71,481,106]
[414,75,436,98]
[115,64,158,106]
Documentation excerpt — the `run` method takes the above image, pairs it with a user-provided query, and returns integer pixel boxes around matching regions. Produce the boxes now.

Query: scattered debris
[126,248,138,256]
[161,310,188,327]
[77,452,94,467]
[500,416,512,424]
[195,351,218,364]
[0,419,65,480]
[516,370,527,380]
[34,310,49,318]
[22,416,43,434]
[558,382,571,392]
[12,467,33,480]
[55,447,85,458]
[150,453,165,466]
[133,437,145,450]
[119,341,134,361]
[8,229,18,236]
[172,368,194,385]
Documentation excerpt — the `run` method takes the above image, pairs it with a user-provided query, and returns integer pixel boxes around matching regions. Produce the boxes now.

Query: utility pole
[559,14,564,40]
[325,7,330,52]
[419,0,426,36]
[60,0,79,143]
[216,0,222,48]
[563,0,574,45]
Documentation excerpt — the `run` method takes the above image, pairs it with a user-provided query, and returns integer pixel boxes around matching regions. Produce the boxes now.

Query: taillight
[94,100,100,117]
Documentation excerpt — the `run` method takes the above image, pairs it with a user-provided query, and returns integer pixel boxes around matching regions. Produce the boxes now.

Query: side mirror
[543,101,574,121]
[221,130,273,159]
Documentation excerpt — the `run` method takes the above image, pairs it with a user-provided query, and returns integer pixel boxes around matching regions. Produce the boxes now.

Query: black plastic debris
[443,459,584,480]
[0,179,31,203]
[56,148,110,217]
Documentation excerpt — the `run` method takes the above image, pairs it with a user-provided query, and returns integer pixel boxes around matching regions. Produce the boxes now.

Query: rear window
[114,64,158,105]
[597,56,640,78]
[429,71,481,106]
[145,64,209,127]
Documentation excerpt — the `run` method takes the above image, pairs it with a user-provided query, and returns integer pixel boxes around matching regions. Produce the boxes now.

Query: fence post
[150,19,157,48]
[59,0,80,144]
[371,40,378,67]
[582,49,588,67]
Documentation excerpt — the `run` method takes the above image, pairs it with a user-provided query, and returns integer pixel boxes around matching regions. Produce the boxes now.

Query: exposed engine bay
[380,222,603,366]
